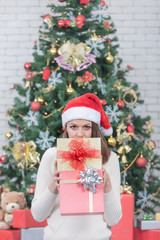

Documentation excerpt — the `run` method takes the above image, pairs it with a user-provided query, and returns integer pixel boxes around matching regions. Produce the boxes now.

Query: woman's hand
[103,168,112,193]
[48,160,60,194]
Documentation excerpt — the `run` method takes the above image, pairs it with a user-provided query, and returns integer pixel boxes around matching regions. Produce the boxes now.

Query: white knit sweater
[31,148,122,240]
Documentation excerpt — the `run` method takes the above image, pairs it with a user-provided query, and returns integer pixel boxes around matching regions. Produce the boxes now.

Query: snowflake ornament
[48,71,62,86]
[144,162,151,182]
[10,130,22,142]
[66,11,75,22]
[85,38,105,57]
[23,111,40,127]
[92,4,108,23]
[136,189,152,208]
[26,89,31,106]
[105,105,123,123]
[35,130,56,150]
[111,58,120,76]
[97,77,107,95]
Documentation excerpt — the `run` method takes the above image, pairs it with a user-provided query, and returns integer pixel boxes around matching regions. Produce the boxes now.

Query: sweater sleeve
[103,151,122,226]
[31,147,58,222]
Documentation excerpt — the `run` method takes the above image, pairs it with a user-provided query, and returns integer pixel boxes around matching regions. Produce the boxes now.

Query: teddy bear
[0,191,26,230]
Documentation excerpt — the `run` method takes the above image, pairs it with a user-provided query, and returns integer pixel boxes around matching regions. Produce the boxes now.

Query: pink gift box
[60,170,104,215]
[57,138,104,215]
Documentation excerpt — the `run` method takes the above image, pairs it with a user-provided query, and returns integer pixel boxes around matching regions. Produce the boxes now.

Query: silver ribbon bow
[78,167,103,194]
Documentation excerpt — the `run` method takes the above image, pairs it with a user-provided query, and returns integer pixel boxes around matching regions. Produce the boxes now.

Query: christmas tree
[0,0,159,215]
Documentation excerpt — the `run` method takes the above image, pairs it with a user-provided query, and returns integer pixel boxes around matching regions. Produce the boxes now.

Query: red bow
[58,139,101,170]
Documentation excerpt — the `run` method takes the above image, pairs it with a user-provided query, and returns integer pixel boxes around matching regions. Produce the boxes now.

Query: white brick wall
[0,0,160,155]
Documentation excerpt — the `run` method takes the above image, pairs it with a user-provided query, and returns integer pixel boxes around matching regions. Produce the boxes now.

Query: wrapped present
[21,227,44,240]
[0,229,21,240]
[137,219,160,230]
[134,227,160,240]
[111,193,134,240]
[12,209,47,228]
[156,213,160,221]
[57,138,104,215]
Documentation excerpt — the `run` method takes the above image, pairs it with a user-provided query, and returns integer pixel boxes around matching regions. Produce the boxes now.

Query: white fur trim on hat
[62,107,101,127]
[101,127,113,136]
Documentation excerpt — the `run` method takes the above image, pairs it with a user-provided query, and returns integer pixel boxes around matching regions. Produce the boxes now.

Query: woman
[31,93,122,240]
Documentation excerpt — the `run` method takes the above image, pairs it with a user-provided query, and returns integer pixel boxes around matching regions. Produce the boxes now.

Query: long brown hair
[60,122,111,164]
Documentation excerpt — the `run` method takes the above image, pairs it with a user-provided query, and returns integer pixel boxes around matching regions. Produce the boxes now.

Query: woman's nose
[76,128,83,138]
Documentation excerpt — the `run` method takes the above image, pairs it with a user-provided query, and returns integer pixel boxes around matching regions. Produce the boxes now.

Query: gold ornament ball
[107,135,116,147]
[49,46,57,55]
[66,86,75,96]
[37,96,44,104]
[5,131,13,139]
[105,53,114,63]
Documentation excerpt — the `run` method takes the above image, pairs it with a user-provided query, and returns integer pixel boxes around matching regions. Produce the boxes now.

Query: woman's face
[66,119,92,138]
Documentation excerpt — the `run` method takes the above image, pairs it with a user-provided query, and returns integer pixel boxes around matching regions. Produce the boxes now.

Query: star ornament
[78,167,103,193]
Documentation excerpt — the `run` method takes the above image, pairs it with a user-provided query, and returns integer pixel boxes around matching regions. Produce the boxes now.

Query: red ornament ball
[31,101,41,112]
[58,0,65,1]
[58,19,65,28]
[75,15,86,23]
[117,98,125,109]
[24,62,31,71]
[0,155,7,165]
[127,122,135,133]
[64,19,71,28]
[136,157,147,168]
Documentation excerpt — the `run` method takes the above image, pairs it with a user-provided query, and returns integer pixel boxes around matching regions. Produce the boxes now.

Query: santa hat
[62,93,113,136]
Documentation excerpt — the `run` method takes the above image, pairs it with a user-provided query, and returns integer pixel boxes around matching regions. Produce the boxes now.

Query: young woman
[31,93,122,240]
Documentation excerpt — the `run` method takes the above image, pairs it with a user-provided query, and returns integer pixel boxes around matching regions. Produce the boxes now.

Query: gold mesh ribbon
[10,141,40,170]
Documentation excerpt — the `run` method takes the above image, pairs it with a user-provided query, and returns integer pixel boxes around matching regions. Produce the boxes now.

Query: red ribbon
[58,139,101,170]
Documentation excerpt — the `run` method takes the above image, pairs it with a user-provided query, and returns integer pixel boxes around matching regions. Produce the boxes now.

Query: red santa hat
[62,93,113,136]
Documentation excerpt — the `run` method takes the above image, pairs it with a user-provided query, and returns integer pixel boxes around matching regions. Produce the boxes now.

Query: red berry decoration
[31,101,41,112]
[0,155,7,165]
[136,155,147,168]
[75,15,86,28]
[117,98,125,109]
[58,19,65,28]
[24,62,31,71]
[58,0,65,2]
[43,66,51,81]
[126,122,135,133]
[64,19,71,28]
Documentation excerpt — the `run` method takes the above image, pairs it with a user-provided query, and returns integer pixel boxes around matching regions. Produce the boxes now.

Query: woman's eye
[71,126,76,129]
[84,126,91,129]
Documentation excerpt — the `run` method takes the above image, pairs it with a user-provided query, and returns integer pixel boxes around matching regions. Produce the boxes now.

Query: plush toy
[0,191,26,230]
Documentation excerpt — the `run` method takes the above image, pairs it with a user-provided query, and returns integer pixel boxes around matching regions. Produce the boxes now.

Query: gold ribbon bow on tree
[11,141,40,170]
